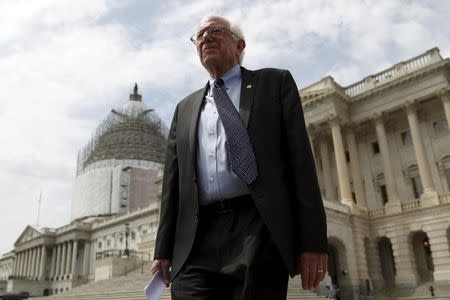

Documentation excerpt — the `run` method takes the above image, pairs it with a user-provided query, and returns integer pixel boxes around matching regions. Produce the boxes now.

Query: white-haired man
[152,16,328,299]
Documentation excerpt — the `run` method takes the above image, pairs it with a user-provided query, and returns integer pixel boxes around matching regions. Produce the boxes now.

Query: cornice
[438,87,450,102]
[302,89,350,108]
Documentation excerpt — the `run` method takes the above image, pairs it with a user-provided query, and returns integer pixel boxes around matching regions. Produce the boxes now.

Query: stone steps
[33,273,326,300]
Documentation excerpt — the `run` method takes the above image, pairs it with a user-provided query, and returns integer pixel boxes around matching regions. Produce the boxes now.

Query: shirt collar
[208,64,241,89]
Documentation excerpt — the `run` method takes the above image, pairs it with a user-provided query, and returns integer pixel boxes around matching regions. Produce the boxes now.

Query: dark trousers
[171,196,289,300]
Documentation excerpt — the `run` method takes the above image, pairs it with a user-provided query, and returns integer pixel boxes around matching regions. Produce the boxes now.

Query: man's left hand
[297,252,328,290]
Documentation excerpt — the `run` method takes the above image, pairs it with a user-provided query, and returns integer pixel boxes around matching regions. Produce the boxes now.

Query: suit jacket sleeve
[154,103,180,260]
[280,70,328,253]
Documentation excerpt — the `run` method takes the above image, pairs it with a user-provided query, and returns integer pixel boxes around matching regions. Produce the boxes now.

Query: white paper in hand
[144,270,166,300]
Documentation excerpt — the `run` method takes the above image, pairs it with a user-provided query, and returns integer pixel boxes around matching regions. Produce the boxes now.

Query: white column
[346,128,367,210]
[439,89,450,131]
[374,114,401,213]
[12,253,18,276]
[66,241,73,277]
[34,247,39,279]
[319,136,337,202]
[27,249,32,278]
[50,246,57,279]
[61,242,67,278]
[329,116,354,208]
[83,242,91,277]
[35,247,41,279]
[21,250,26,277]
[39,246,47,280]
[29,249,34,278]
[307,125,318,165]
[72,240,78,279]
[19,252,25,277]
[55,244,62,279]
[20,252,26,277]
[14,253,20,277]
[405,103,438,205]
[24,249,31,278]
[71,240,79,279]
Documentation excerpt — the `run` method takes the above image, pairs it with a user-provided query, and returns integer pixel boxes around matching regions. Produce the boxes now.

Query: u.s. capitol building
[1,48,450,300]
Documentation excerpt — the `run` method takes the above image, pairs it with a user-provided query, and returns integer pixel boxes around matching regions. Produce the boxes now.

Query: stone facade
[4,206,161,297]
[302,47,450,298]
[1,48,450,299]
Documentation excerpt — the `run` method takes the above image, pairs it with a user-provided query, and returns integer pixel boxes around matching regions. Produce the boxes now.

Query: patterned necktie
[212,79,258,184]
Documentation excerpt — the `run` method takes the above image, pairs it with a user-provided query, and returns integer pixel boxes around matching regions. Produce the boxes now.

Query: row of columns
[50,240,79,280]
[313,115,368,212]
[13,245,47,280]
[11,239,90,282]
[311,93,450,212]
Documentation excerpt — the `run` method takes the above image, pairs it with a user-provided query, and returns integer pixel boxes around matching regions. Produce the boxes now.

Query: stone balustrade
[367,193,450,219]
[368,207,386,219]
[439,193,450,204]
[344,48,442,96]
[401,199,422,212]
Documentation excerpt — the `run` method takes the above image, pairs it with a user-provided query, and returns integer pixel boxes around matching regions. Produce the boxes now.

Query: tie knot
[214,79,224,88]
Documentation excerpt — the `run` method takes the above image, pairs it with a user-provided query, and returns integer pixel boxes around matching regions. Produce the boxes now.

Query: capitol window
[433,120,448,135]
[446,168,450,191]
[437,156,450,193]
[411,176,423,199]
[400,130,412,146]
[376,174,388,205]
[406,165,423,199]
[380,185,388,205]
[372,142,380,154]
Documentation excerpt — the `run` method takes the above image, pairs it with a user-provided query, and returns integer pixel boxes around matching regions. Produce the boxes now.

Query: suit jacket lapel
[239,67,256,128]
[188,83,209,162]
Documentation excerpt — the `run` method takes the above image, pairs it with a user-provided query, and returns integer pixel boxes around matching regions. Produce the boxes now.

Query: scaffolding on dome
[76,101,168,175]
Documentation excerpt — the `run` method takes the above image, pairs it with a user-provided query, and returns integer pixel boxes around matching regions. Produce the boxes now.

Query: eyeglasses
[190,26,238,45]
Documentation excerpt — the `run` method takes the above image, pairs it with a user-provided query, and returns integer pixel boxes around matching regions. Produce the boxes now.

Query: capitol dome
[76,84,167,173]
[71,84,167,221]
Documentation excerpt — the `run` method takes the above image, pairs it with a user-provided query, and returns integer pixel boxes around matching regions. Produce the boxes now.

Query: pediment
[14,225,44,245]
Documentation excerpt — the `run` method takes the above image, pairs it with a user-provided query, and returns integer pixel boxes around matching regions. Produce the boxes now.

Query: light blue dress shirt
[197,65,250,205]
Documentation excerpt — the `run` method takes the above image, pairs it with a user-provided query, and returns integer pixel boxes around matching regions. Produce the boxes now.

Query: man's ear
[237,39,246,53]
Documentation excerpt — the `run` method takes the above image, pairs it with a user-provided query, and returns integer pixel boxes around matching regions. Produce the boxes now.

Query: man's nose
[201,30,214,42]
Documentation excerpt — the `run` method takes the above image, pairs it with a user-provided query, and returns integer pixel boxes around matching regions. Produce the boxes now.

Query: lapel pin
[247,84,252,89]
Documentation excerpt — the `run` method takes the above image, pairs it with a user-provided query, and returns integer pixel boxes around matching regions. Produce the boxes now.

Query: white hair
[229,20,245,64]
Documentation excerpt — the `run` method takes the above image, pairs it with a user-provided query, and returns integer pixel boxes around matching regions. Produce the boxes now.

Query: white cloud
[1,0,449,254]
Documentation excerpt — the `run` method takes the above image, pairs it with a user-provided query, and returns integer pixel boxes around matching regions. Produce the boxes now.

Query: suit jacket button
[193,176,197,183]
[194,212,199,219]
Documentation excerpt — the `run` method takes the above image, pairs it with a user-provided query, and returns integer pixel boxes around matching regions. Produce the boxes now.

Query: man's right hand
[150,259,171,286]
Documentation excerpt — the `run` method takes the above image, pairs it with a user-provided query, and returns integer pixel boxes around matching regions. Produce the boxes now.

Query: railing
[401,199,422,212]
[344,48,442,96]
[439,193,450,204]
[368,207,385,219]
[368,192,450,219]
[95,249,150,260]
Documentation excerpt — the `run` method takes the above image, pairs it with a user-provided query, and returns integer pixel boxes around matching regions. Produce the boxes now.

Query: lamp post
[124,223,130,257]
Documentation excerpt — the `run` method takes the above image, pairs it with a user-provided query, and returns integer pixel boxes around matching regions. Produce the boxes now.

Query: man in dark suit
[151,16,328,299]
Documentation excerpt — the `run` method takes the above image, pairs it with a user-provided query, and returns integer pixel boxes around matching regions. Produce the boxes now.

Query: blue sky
[1,0,449,255]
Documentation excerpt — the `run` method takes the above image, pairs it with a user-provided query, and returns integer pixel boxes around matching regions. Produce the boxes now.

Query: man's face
[195,17,244,74]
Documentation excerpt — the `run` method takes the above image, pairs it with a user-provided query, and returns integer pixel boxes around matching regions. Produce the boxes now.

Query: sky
[1,0,450,255]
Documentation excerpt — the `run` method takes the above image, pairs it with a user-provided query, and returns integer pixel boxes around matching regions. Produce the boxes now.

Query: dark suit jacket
[154,67,327,279]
